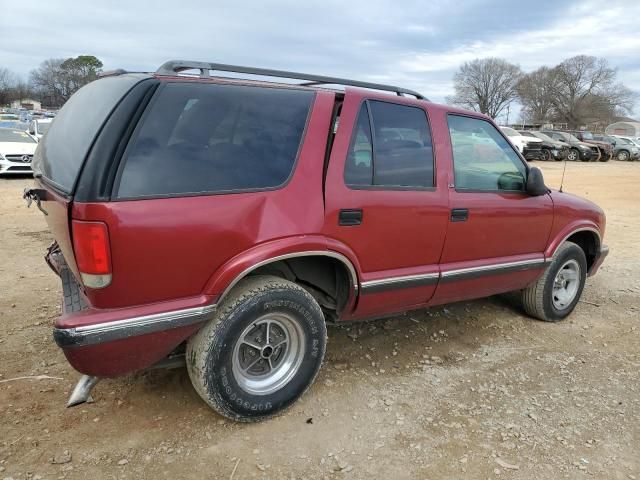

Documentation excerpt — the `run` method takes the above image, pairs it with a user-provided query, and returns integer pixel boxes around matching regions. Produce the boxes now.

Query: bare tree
[0,67,17,106]
[517,67,556,123]
[548,56,635,128]
[446,58,522,119]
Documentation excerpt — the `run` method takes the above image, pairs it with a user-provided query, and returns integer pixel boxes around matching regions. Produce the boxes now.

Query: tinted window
[32,74,147,192]
[344,100,433,188]
[117,83,313,198]
[344,104,373,186]
[447,115,526,192]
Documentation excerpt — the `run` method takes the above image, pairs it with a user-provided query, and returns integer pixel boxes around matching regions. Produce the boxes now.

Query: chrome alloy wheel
[231,313,305,395]
[552,259,581,310]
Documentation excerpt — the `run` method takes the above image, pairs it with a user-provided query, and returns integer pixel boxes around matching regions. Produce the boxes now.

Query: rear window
[116,82,314,198]
[32,74,148,193]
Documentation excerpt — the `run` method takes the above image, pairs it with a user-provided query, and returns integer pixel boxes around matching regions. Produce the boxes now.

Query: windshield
[0,129,37,143]
[617,137,633,145]
[565,133,580,142]
[0,114,19,121]
[579,131,593,140]
[531,131,554,142]
[501,127,519,137]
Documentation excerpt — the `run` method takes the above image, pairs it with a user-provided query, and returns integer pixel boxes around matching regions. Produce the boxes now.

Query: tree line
[446,55,636,129]
[0,55,103,109]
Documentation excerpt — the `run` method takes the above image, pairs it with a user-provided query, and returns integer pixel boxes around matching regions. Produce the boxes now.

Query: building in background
[10,99,42,110]
[605,120,640,137]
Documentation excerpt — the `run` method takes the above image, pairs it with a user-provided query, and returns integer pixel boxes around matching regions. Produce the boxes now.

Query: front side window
[344,100,434,188]
[447,114,527,192]
[117,82,314,198]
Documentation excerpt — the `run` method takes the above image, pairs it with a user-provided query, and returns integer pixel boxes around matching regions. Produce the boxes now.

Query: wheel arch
[203,237,361,317]
[546,226,601,273]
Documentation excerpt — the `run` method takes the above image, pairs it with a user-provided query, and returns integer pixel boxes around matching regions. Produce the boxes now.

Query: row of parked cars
[500,126,640,162]
[0,111,53,175]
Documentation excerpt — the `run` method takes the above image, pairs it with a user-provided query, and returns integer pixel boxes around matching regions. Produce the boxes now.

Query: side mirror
[526,167,548,196]
[29,129,35,135]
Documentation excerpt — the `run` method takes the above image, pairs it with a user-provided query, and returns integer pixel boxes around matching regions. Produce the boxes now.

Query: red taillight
[72,220,112,288]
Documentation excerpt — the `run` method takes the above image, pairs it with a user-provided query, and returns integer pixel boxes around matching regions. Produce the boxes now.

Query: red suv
[26,61,608,421]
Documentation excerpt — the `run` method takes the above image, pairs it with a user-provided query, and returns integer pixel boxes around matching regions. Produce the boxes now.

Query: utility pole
[505,104,510,126]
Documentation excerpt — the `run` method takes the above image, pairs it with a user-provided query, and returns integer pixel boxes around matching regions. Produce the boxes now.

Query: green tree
[30,55,103,107]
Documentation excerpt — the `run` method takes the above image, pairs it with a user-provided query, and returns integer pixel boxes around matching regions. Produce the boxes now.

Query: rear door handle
[339,209,363,226]
[450,208,468,222]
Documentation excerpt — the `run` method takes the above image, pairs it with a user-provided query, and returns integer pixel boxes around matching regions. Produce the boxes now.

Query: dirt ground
[0,161,638,480]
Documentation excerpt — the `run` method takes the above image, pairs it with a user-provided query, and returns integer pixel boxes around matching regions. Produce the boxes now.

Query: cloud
[1,0,638,113]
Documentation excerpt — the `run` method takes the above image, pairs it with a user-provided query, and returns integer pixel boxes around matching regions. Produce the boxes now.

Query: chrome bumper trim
[53,304,216,348]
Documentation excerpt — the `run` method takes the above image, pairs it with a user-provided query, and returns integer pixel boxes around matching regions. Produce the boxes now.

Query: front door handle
[339,209,363,226]
[450,208,468,222]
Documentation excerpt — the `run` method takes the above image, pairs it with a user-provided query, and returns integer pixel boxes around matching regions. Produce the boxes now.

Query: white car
[500,126,543,153]
[0,128,38,175]
[28,118,53,141]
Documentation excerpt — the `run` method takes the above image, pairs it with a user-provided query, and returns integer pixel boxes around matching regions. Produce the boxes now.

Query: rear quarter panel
[72,90,336,309]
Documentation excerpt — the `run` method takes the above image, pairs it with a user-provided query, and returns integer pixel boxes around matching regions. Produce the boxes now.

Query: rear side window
[344,100,434,188]
[32,75,147,193]
[116,83,314,198]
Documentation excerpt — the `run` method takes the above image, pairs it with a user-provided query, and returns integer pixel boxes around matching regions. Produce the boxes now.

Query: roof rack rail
[97,68,128,78]
[155,60,427,100]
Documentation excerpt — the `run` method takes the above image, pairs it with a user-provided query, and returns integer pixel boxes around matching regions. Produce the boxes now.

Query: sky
[1,0,639,119]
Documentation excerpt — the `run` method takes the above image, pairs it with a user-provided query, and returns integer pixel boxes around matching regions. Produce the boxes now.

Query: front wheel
[521,241,587,322]
[187,276,327,422]
[616,150,630,161]
[567,149,580,161]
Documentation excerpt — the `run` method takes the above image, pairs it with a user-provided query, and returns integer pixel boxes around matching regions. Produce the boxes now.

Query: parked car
[592,134,640,161]
[566,130,612,162]
[0,128,37,175]
[500,126,543,160]
[27,118,52,141]
[519,130,569,161]
[541,131,599,161]
[26,61,608,421]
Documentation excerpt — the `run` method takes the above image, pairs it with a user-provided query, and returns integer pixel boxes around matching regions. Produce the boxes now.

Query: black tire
[616,150,630,161]
[567,149,580,161]
[187,275,326,422]
[599,152,610,162]
[521,241,587,322]
[542,149,552,161]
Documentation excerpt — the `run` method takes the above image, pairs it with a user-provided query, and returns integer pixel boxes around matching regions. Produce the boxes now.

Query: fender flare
[203,235,362,308]
[545,224,601,260]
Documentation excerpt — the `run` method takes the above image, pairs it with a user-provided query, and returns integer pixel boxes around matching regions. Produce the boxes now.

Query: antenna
[559,154,568,193]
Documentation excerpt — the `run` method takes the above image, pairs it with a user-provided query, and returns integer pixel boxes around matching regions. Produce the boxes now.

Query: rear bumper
[47,245,216,376]
[588,244,609,276]
[53,304,216,348]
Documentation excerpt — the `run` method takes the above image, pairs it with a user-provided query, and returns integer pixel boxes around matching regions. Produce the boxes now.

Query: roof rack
[97,68,128,78]
[155,60,427,100]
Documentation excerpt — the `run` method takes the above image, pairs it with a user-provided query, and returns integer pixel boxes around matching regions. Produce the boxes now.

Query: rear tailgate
[29,73,153,284]
[33,181,81,279]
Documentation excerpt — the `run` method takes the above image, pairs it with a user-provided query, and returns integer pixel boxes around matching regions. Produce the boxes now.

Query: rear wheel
[521,241,587,322]
[187,276,327,422]
[599,152,610,162]
[542,149,552,161]
[616,150,630,161]
[567,149,580,161]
